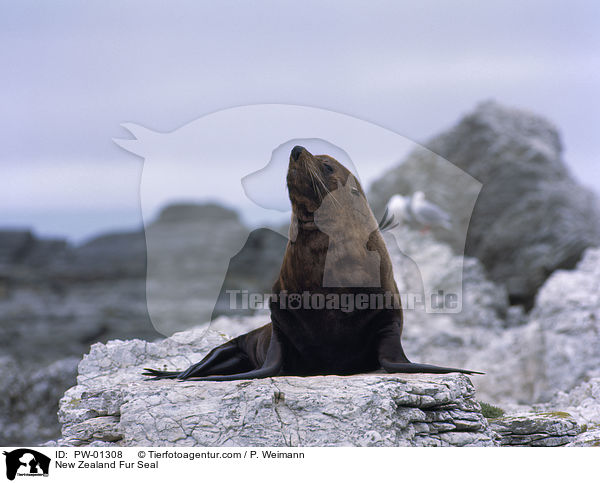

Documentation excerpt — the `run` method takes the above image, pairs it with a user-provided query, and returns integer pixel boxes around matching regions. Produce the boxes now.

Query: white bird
[409,191,452,231]
[385,191,452,232]
[386,194,411,225]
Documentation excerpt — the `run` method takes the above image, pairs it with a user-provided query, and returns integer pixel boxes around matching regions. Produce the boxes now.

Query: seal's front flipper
[380,359,484,375]
[377,323,484,375]
[185,364,281,381]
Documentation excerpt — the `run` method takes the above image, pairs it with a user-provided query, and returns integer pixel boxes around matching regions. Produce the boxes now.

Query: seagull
[409,191,452,231]
[386,194,411,225]
[385,191,452,231]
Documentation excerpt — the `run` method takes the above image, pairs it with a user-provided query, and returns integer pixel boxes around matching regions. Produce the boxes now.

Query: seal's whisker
[308,165,324,201]
[308,166,320,199]
[309,164,340,207]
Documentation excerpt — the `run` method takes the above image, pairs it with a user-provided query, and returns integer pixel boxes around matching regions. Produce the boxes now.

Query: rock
[550,377,600,428]
[0,355,79,445]
[466,321,545,404]
[211,228,288,318]
[548,377,600,447]
[155,203,240,224]
[58,230,146,279]
[143,203,250,336]
[382,228,508,373]
[0,229,158,445]
[205,314,268,340]
[0,278,157,366]
[0,202,256,368]
[489,412,581,446]
[466,248,600,404]
[0,230,36,264]
[369,101,600,306]
[527,248,600,400]
[0,201,283,446]
[48,204,247,284]
[568,429,600,447]
[53,325,497,447]
[0,230,69,271]
[504,305,527,328]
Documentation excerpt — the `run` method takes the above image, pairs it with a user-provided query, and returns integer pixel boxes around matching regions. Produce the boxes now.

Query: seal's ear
[289,214,299,242]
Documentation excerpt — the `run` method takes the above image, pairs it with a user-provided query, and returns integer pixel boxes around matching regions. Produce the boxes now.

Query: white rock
[466,248,600,404]
[53,327,496,447]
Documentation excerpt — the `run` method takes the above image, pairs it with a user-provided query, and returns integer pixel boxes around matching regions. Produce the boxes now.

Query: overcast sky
[2,1,599,242]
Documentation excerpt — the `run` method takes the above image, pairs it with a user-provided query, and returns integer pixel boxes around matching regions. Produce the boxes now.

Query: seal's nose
[291,145,305,162]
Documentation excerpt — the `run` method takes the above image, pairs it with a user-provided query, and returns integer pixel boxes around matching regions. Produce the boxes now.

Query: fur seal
[144,146,482,380]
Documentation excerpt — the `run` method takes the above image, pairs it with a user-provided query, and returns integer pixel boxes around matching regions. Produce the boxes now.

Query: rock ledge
[51,328,496,447]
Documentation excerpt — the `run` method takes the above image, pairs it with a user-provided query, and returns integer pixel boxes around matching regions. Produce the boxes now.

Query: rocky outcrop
[0,230,69,268]
[51,327,496,447]
[568,429,600,447]
[141,202,250,335]
[0,355,79,446]
[155,203,240,224]
[467,248,600,404]
[547,377,600,447]
[552,378,600,428]
[211,228,288,318]
[382,227,508,375]
[57,231,146,280]
[0,228,144,281]
[0,202,258,444]
[369,101,600,306]
[489,412,580,447]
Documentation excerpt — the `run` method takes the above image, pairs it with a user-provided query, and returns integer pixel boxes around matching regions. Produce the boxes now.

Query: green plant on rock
[478,401,505,419]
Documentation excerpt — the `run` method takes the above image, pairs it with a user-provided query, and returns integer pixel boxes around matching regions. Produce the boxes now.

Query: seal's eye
[351,187,360,196]
[323,163,334,173]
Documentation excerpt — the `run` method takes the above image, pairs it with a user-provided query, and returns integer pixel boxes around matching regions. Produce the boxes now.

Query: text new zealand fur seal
[144,146,482,380]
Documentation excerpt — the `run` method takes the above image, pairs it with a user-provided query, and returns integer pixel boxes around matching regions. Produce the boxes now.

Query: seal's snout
[291,145,306,162]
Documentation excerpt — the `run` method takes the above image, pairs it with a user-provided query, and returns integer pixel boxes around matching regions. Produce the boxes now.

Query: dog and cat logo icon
[3,449,50,480]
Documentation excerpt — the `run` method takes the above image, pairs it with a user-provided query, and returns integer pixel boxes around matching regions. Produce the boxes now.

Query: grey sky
[2,1,599,241]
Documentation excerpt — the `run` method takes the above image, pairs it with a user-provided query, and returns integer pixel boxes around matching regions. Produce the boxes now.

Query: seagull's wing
[414,200,452,228]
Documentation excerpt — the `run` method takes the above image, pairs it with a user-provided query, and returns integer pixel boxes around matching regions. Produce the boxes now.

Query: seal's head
[287,146,366,224]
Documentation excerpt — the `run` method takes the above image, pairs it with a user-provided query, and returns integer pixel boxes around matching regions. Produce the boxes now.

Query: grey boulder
[369,101,600,306]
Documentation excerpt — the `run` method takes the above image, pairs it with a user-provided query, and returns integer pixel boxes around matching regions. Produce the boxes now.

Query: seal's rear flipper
[380,360,484,375]
[186,328,284,381]
[142,341,252,380]
[143,324,283,382]
[142,368,182,380]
